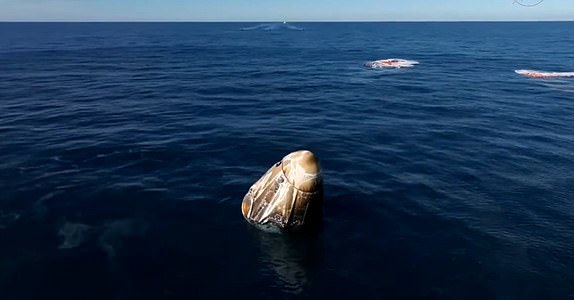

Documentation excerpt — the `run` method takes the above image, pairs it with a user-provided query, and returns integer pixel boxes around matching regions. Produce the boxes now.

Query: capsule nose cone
[282,150,321,193]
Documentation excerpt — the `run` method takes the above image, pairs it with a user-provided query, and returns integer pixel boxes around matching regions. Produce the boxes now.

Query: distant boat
[515,69,574,79]
[365,58,419,69]
[240,21,303,31]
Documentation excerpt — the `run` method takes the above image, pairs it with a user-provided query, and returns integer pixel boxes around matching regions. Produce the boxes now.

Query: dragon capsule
[241,150,323,231]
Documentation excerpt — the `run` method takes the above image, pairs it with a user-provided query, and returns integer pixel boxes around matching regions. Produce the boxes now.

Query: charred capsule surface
[241,150,323,231]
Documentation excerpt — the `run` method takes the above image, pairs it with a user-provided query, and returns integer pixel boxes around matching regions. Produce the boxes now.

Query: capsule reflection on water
[241,150,323,231]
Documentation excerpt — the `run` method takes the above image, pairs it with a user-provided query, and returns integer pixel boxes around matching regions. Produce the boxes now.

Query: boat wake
[240,22,304,31]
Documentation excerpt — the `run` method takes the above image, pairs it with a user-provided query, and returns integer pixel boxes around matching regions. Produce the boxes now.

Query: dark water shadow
[249,224,324,296]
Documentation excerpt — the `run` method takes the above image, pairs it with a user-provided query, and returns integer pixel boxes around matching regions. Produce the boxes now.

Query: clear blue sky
[0,0,573,21]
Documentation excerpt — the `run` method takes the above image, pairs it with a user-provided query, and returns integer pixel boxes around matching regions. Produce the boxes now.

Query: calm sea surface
[1,22,573,299]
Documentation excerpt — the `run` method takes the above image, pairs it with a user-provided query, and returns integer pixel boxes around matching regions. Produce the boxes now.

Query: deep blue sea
[1,22,574,300]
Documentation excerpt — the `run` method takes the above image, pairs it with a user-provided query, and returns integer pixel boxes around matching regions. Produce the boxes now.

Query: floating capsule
[241,150,323,231]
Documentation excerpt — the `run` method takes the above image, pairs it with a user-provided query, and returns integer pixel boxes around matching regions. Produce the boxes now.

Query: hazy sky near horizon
[0,0,573,21]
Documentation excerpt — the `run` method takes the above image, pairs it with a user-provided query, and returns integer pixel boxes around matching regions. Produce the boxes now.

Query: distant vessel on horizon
[240,21,304,31]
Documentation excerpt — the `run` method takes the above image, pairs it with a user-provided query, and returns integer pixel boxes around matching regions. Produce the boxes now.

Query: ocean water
[1,22,573,299]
